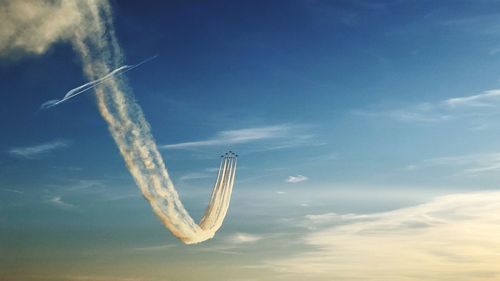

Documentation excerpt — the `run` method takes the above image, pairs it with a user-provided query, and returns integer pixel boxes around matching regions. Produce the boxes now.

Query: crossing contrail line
[40,55,158,110]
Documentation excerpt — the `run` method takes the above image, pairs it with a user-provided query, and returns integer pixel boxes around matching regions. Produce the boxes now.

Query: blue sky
[3,1,500,280]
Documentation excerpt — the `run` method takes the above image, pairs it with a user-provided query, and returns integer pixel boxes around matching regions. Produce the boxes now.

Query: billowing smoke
[1,0,237,244]
[0,0,82,56]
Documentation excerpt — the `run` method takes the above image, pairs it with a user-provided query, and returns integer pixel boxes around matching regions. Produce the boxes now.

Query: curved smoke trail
[67,1,237,244]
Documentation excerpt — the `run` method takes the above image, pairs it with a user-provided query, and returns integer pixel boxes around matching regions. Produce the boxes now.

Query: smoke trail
[0,0,237,244]
[66,1,238,244]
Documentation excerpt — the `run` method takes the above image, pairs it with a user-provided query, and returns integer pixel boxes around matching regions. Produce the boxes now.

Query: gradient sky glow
[2,1,500,280]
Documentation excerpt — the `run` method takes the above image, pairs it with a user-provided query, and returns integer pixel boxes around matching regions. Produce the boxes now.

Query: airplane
[220,151,237,158]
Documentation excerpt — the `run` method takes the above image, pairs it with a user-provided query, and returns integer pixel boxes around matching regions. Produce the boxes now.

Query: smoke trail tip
[40,99,60,110]
[130,54,159,68]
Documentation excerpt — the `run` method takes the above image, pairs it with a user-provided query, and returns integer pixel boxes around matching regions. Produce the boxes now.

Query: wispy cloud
[102,193,139,202]
[9,140,70,159]
[226,233,265,244]
[286,175,308,183]
[66,179,105,192]
[130,244,176,252]
[45,196,75,209]
[26,274,144,281]
[192,233,267,255]
[161,124,305,150]
[179,171,215,182]
[0,188,24,194]
[353,103,452,124]
[445,89,500,107]
[441,13,500,37]
[354,89,500,125]
[407,152,500,176]
[270,191,500,280]
[179,173,212,182]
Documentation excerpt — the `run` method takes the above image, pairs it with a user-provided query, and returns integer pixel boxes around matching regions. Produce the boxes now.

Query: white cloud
[304,212,370,225]
[0,188,24,194]
[46,196,75,209]
[286,175,308,183]
[102,193,139,202]
[161,124,302,149]
[130,244,176,252]
[445,89,500,107]
[189,232,268,255]
[179,172,213,182]
[352,103,452,124]
[177,166,228,182]
[354,89,500,125]
[9,140,69,159]
[227,233,265,244]
[54,179,105,192]
[270,191,500,280]
[409,152,500,176]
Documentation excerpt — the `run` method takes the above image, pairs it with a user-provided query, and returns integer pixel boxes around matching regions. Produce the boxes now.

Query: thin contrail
[40,55,158,110]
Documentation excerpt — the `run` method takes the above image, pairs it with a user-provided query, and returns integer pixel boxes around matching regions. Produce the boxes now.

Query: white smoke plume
[0,0,82,56]
[0,0,237,244]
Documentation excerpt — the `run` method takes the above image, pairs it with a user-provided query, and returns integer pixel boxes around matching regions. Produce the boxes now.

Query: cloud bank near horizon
[271,191,500,280]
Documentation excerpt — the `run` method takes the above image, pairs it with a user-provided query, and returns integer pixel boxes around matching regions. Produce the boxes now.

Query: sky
[2,0,500,280]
